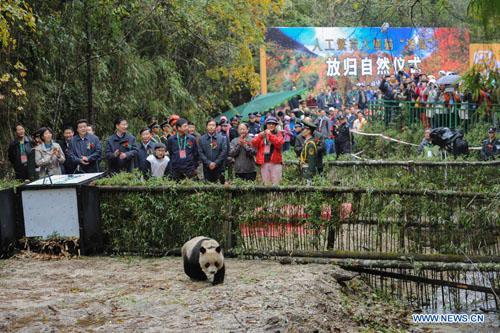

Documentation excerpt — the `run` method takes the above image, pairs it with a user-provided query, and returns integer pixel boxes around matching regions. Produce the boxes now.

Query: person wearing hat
[8,123,34,180]
[229,116,240,141]
[105,117,138,174]
[217,119,233,179]
[248,113,261,136]
[251,116,284,185]
[481,127,499,161]
[145,143,170,178]
[300,120,321,182]
[303,116,326,173]
[148,121,161,144]
[198,119,228,183]
[166,118,199,180]
[168,114,180,127]
[159,120,172,145]
[168,114,180,137]
[292,121,304,158]
[332,115,352,157]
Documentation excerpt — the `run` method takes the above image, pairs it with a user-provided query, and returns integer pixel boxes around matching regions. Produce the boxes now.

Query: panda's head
[199,245,223,276]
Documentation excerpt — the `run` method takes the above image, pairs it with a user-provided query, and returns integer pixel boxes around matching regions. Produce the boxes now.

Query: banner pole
[260,46,267,95]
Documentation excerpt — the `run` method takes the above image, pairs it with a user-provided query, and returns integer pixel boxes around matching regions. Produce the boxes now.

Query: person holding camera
[424,79,439,127]
[379,75,396,126]
[34,127,65,177]
[252,116,284,186]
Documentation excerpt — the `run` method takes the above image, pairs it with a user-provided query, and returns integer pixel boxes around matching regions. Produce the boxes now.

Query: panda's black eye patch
[205,263,210,268]
[214,262,219,268]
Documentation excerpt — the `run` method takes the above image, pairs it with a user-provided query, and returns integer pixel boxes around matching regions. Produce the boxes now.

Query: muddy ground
[0,255,496,332]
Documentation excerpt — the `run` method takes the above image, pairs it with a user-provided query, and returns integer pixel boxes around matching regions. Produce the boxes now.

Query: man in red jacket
[252,116,284,185]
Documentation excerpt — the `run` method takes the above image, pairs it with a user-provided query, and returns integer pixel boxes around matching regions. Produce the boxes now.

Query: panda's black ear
[200,246,206,254]
[215,246,221,253]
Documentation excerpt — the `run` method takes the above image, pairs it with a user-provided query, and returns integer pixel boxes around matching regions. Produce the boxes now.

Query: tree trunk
[84,0,94,124]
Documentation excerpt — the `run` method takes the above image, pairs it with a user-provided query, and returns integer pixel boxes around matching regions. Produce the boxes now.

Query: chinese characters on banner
[264,27,470,92]
[469,43,500,73]
[312,37,428,53]
[326,56,422,77]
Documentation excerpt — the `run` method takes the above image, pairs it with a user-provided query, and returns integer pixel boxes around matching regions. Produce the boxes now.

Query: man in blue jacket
[167,118,199,180]
[136,127,155,175]
[247,113,261,136]
[105,117,138,174]
[69,119,102,173]
[198,119,228,183]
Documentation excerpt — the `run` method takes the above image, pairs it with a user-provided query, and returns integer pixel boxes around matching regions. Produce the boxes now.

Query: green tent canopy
[215,88,307,122]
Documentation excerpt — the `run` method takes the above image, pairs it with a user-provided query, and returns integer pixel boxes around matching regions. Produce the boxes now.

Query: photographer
[379,75,396,126]
[413,76,429,126]
[252,116,284,186]
[424,79,440,127]
[379,75,394,100]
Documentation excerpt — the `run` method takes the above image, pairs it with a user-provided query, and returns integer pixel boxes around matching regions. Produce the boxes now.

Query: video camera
[429,127,469,157]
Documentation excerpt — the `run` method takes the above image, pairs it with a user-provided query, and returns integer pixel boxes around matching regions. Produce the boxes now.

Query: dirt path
[0,256,495,332]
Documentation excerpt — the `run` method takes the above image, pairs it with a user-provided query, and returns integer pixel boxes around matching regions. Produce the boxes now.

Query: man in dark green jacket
[7,123,33,180]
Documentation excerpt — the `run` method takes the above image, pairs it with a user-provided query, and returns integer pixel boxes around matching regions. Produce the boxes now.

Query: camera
[430,127,469,157]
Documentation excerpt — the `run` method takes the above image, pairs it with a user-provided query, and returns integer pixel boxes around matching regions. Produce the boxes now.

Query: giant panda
[181,236,225,285]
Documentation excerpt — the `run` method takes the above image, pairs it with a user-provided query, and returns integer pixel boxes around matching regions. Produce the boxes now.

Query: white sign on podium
[22,173,104,238]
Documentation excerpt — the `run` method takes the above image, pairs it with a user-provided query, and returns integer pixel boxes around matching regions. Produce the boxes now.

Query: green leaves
[0,0,281,159]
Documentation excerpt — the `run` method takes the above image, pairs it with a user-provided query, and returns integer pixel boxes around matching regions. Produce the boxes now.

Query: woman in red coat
[252,116,285,185]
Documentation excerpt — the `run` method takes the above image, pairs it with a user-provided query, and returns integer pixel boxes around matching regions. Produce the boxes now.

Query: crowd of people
[6,72,499,185]
[7,102,366,186]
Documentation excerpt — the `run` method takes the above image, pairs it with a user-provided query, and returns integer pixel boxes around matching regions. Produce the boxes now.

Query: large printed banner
[469,43,500,72]
[265,27,469,93]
